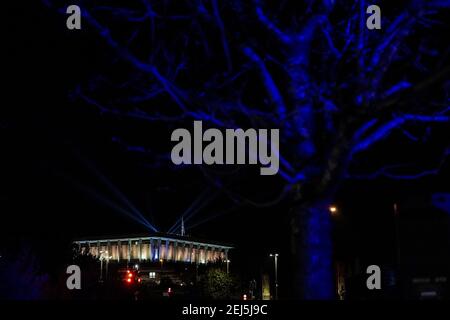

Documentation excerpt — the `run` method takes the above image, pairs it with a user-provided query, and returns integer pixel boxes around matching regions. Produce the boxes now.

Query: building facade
[74,234,232,265]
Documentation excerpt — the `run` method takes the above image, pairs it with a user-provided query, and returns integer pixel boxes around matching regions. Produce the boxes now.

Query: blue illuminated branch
[92,6,153,22]
[319,18,341,58]
[254,1,292,44]
[81,10,190,113]
[353,119,378,142]
[425,0,450,8]
[75,87,187,122]
[243,47,287,118]
[349,148,450,180]
[369,12,411,70]
[201,166,292,208]
[211,0,232,72]
[77,86,300,182]
[353,114,450,154]
[228,185,291,208]
[383,81,412,98]
[400,129,420,142]
[357,0,366,53]
[79,9,241,129]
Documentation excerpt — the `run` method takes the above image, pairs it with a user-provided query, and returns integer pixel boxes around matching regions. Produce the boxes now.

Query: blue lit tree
[0,245,49,299]
[47,0,449,298]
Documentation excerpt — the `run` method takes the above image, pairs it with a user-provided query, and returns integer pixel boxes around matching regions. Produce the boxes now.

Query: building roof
[73,232,233,249]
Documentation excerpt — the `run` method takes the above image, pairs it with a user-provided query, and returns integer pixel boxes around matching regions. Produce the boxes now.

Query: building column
[205,246,210,263]
[157,239,162,260]
[139,239,142,262]
[165,240,170,261]
[147,239,153,261]
[150,239,154,261]
[216,248,220,261]
[208,246,213,262]
[128,240,131,262]
[182,243,187,262]
[189,244,193,263]
[180,242,185,262]
[174,241,179,262]
[117,240,121,262]
[196,244,201,264]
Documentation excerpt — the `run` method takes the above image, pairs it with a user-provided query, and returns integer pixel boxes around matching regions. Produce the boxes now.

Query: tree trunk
[291,200,334,299]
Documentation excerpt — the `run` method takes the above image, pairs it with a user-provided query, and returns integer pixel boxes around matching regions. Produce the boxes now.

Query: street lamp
[329,205,338,215]
[269,253,279,300]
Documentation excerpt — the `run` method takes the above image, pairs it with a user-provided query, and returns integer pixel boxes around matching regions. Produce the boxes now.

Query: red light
[168,287,172,293]
[126,278,132,283]
[127,273,133,278]
[138,278,141,283]
[127,270,130,274]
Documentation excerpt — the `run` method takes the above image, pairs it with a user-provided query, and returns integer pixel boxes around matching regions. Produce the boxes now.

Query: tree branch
[353,114,450,154]
[254,0,292,44]
[243,46,287,118]
[349,148,450,180]
[212,0,232,72]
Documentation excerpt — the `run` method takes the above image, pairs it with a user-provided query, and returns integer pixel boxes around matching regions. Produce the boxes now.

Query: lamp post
[99,250,104,282]
[269,253,279,300]
[99,250,112,282]
[105,254,112,280]
[226,259,231,274]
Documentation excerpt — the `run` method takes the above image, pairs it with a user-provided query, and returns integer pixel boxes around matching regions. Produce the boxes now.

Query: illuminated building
[73,233,232,265]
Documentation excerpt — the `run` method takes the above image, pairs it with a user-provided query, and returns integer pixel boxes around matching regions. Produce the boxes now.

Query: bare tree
[47,0,449,298]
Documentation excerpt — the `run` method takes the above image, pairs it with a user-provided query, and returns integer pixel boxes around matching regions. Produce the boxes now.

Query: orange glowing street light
[329,205,338,215]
